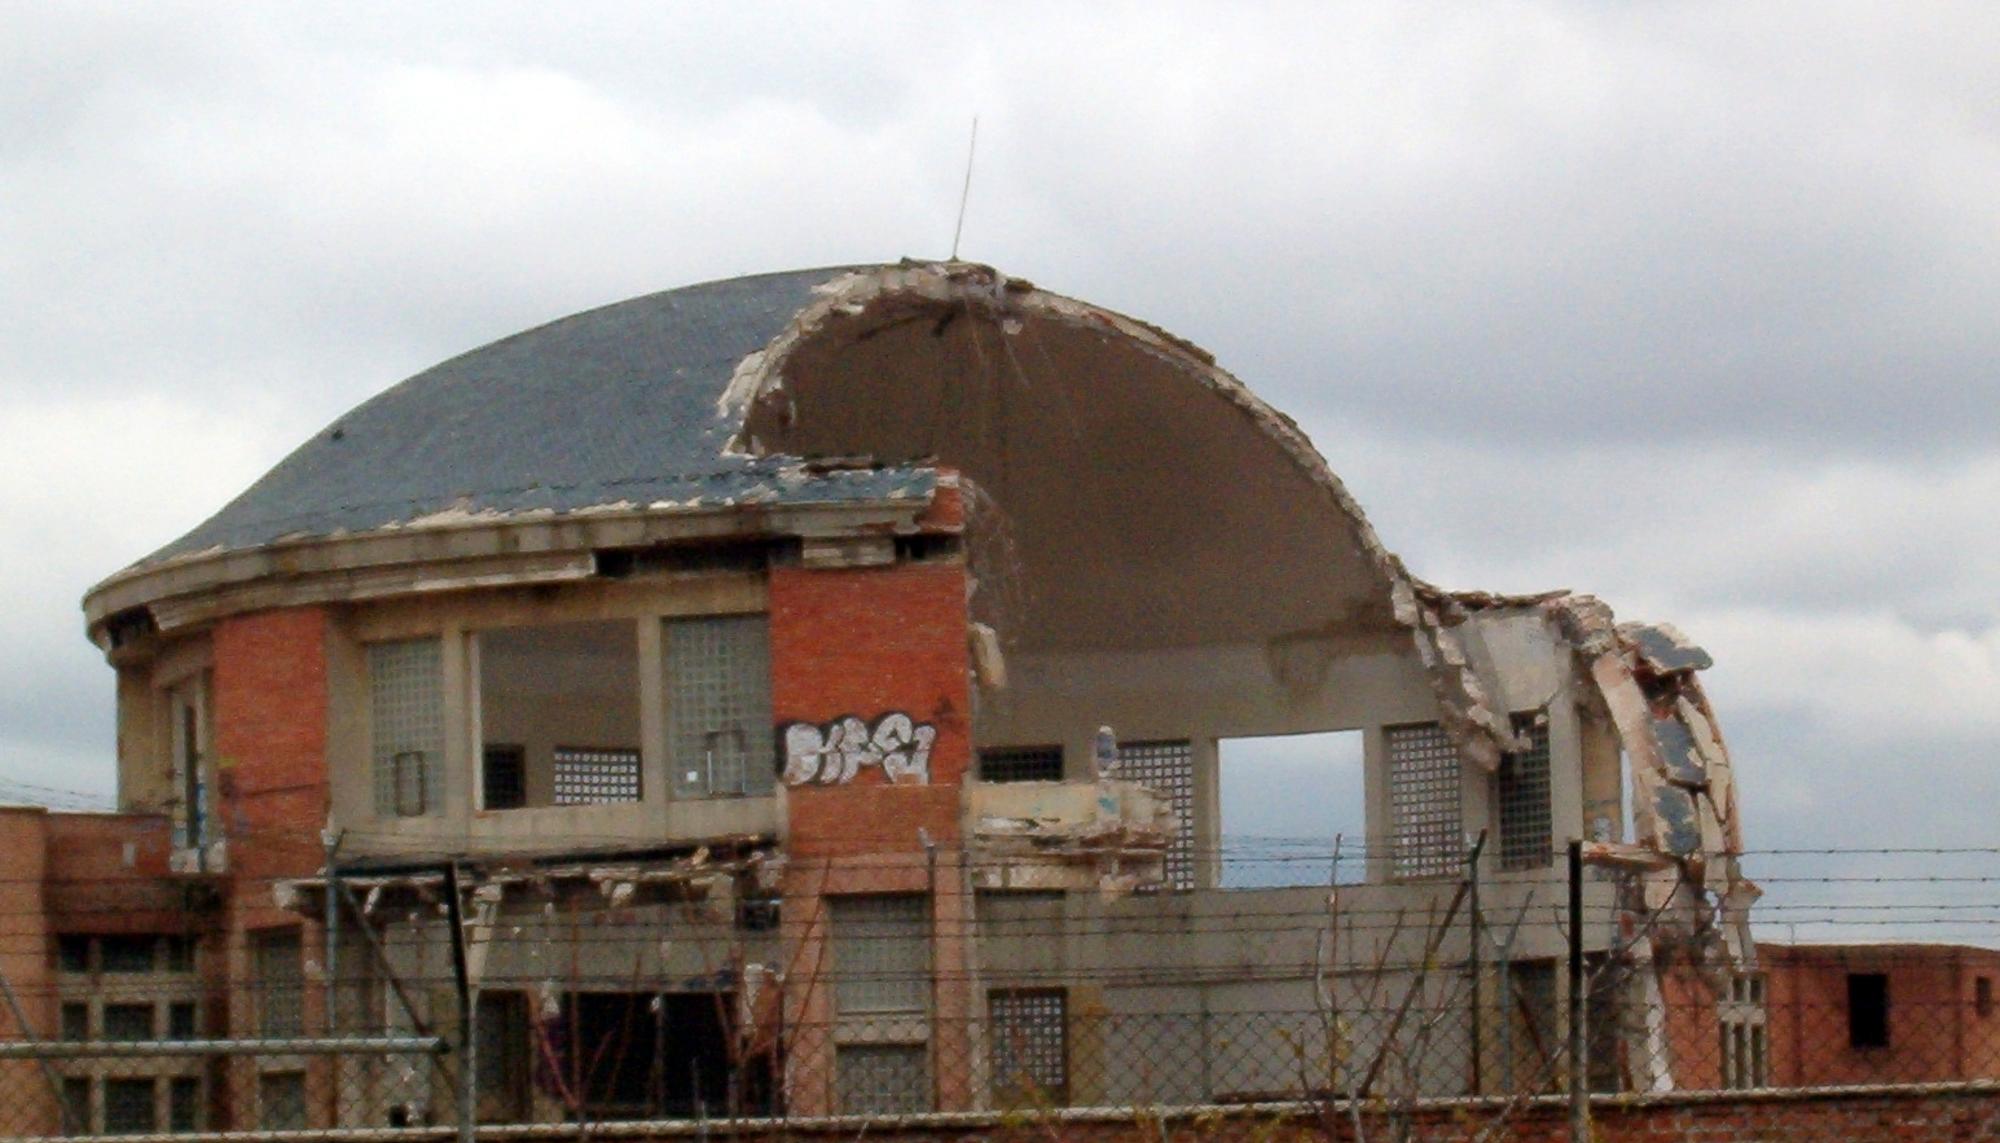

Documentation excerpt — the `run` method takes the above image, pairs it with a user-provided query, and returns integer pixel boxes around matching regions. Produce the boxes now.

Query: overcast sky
[6,3,1998,937]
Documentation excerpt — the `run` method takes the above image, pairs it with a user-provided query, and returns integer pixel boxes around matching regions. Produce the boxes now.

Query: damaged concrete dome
[79,263,1758,1100]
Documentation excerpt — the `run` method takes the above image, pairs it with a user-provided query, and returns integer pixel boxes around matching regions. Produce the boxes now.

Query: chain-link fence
[3,968,1999,1137]
[9,841,2000,1138]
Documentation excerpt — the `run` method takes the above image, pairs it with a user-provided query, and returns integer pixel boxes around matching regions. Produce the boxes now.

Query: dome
[143,264,929,568]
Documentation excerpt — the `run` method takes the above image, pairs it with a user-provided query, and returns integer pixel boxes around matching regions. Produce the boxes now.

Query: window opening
[1848,972,1890,1048]
[100,935,155,973]
[369,639,443,818]
[990,989,1068,1105]
[1219,731,1366,888]
[552,992,748,1119]
[1507,960,1559,1092]
[1720,972,1769,1088]
[1119,740,1196,890]
[1979,976,1993,1019]
[482,745,526,810]
[168,1077,200,1133]
[666,615,774,798]
[476,992,530,1123]
[1385,722,1463,880]
[167,676,208,856]
[103,1003,153,1041]
[57,935,90,973]
[831,896,929,1014]
[60,1003,87,1041]
[104,1077,156,1134]
[62,1078,91,1135]
[979,745,1063,783]
[168,1002,197,1040]
[480,620,641,809]
[1497,715,1553,872]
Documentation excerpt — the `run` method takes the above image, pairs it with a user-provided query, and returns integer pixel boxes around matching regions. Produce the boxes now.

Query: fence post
[443,862,474,1143]
[1567,838,1588,1141]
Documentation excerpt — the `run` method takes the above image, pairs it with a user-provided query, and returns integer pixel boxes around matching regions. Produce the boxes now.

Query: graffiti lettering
[781,713,937,786]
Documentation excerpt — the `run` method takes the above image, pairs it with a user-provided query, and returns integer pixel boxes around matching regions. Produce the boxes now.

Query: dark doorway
[555,992,775,1119]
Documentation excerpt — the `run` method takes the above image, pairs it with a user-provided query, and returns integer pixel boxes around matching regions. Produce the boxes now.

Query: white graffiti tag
[781,713,937,786]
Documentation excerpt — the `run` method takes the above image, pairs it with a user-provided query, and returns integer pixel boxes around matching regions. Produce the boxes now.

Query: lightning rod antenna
[950,115,979,261]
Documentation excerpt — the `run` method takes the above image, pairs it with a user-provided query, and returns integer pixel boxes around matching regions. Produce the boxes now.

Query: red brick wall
[768,556,974,1113]
[0,809,54,1134]
[211,607,331,893]
[1764,944,2000,1087]
[42,812,185,933]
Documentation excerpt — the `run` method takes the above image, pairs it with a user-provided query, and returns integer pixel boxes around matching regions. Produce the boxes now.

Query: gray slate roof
[143,265,935,568]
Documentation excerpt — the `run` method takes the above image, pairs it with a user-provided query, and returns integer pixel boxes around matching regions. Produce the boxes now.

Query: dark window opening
[57,935,90,973]
[168,1077,201,1133]
[546,992,774,1120]
[895,534,960,563]
[103,1003,153,1041]
[62,1077,91,1134]
[979,745,1063,783]
[736,893,780,932]
[168,1002,198,1040]
[100,935,156,973]
[476,992,531,1123]
[60,1003,88,1041]
[483,745,527,810]
[1849,972,1890,1048]
[1979,976,1993,1019]
[105,1077,156,1134]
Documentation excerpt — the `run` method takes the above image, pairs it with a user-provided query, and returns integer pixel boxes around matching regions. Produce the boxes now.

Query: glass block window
[552,747,642,804]
[253,929,304,1037]
[105,1077,156,1134]
[979,745,1064,783]
[259,1072,307,1131]
[1386,722,1463,879]
[482,745,526,810]
[1497,717,1553,872]
[103,1003,153,1041]
[666,615,774,797]
[837,1044,930,1116]
[832,895,930,1014]
[169,1077,201,1133]
[1118,740,1195,890]
[990,989,1068,1105]
[369,639,443,818]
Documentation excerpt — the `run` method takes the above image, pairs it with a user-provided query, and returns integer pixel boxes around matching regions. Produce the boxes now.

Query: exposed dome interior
[738,276,1404,658]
